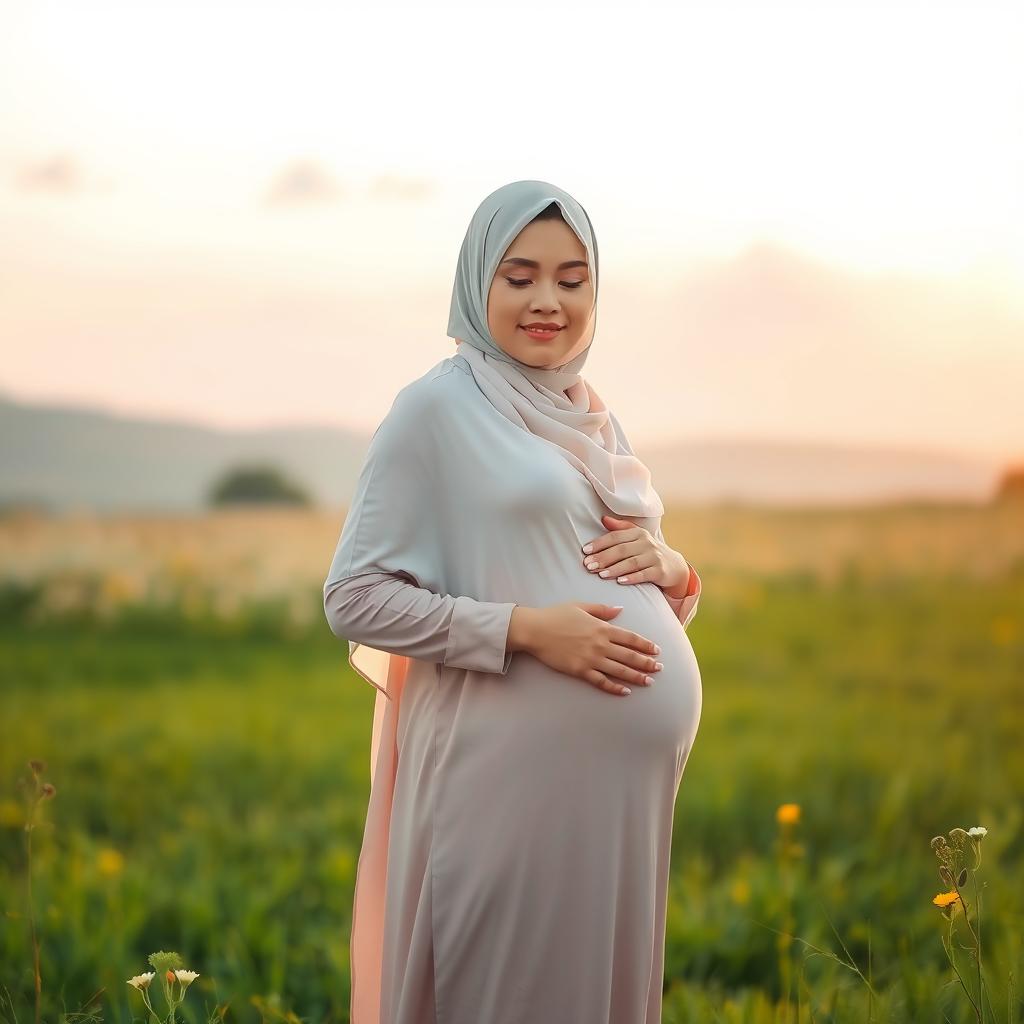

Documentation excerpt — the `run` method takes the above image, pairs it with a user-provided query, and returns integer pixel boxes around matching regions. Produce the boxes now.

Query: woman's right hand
[507,603,663,697]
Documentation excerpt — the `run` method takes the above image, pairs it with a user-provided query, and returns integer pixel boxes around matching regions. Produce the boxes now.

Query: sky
[1,0,1022,462]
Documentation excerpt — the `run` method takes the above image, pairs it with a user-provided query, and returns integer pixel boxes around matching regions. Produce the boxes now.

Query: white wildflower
[968,826,988,839]
[174,969,200,988]
[127,972,155,990]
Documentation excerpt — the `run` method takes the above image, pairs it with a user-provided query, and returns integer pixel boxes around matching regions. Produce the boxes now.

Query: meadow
[1,499,1022,1023]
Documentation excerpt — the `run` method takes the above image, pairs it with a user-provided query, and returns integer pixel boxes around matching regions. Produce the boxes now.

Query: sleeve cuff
[663,562,702,632]
[444,596,518,675]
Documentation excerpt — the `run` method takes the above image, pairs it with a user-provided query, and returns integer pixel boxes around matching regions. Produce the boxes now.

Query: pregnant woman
[323,179,703,1024]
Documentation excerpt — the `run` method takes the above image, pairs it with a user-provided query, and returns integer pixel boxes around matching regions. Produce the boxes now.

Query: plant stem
[952,879,988,1021]
[973,872,986,1023]
[944,916,983,1022]
[25,796,41,1024]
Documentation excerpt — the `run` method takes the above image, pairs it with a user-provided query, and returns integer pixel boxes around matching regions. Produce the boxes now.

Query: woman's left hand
[581,514,690,594]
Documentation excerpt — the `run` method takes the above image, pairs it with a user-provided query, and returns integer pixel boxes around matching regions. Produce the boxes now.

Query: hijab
[448,179,664,518]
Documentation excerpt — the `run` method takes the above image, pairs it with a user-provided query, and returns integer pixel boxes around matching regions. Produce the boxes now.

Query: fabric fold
[447,179,664,519]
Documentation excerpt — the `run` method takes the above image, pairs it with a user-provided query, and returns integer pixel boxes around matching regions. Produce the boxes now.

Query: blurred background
[1,1,1022,1021]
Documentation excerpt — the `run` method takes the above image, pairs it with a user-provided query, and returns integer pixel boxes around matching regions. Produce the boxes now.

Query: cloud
[366,174,436,201]
[264,162,438,205]
[265,159,343,204]
[13,153,102,194]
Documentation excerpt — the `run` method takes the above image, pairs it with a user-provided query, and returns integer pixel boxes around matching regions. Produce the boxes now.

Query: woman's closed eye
[505,277,584,289]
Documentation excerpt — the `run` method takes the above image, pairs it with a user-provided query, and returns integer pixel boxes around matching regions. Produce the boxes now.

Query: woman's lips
[519,325,563,341]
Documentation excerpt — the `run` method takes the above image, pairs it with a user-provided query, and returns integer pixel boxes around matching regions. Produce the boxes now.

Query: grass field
[1,500,1022,1023]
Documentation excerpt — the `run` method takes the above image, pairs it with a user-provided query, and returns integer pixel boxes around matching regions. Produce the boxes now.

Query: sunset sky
[1,0,1022,462]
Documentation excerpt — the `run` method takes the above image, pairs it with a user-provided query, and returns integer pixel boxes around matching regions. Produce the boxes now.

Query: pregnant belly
[444,576,703,771]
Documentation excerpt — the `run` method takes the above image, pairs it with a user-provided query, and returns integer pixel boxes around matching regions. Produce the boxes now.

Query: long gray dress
[324,351,702,1024]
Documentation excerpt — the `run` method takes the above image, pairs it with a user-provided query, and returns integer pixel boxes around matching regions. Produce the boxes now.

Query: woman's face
[486,217,595,368]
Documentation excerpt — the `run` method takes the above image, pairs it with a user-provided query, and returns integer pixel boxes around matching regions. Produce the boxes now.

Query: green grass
[2,570,1022,1023]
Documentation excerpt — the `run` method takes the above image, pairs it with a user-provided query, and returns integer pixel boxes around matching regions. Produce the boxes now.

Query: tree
[207,463,311,507]
[994,463,1024,502]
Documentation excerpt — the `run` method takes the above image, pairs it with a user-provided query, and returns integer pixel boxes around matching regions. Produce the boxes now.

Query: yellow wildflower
[97,847,124,877]
[730,878,751,905]
[776,803,801,825]
[0,799,24,827]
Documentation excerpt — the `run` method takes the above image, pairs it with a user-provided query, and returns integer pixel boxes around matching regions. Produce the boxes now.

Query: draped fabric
[322,180,703,1023]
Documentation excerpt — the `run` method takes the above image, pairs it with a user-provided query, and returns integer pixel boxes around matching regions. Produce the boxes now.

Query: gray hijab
[447,179,664,518]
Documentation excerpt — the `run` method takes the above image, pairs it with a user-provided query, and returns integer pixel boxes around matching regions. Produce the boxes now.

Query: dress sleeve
[323,380,517,699]
[654,522,702,633]
[324,571,516,677]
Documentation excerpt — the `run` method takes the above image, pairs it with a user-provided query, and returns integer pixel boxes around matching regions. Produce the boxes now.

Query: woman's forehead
[500,221,591,265]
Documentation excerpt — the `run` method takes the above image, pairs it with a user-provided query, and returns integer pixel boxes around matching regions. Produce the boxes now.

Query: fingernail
[653,644,661,654]
[645,676,654,685]
[582,544,593,554]
[655,662,663,671]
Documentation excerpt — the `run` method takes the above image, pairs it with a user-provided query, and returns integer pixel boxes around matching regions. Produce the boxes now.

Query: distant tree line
[207,463,311,507]
[995,464,1024,501]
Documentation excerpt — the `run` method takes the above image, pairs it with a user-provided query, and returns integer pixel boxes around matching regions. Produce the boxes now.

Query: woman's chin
[500,337,578,368]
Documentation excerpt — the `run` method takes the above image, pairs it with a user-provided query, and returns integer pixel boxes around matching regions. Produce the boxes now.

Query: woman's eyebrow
[500,257,588,270]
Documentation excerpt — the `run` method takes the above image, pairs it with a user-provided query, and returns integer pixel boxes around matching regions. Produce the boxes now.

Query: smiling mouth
[519,325,564,339]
